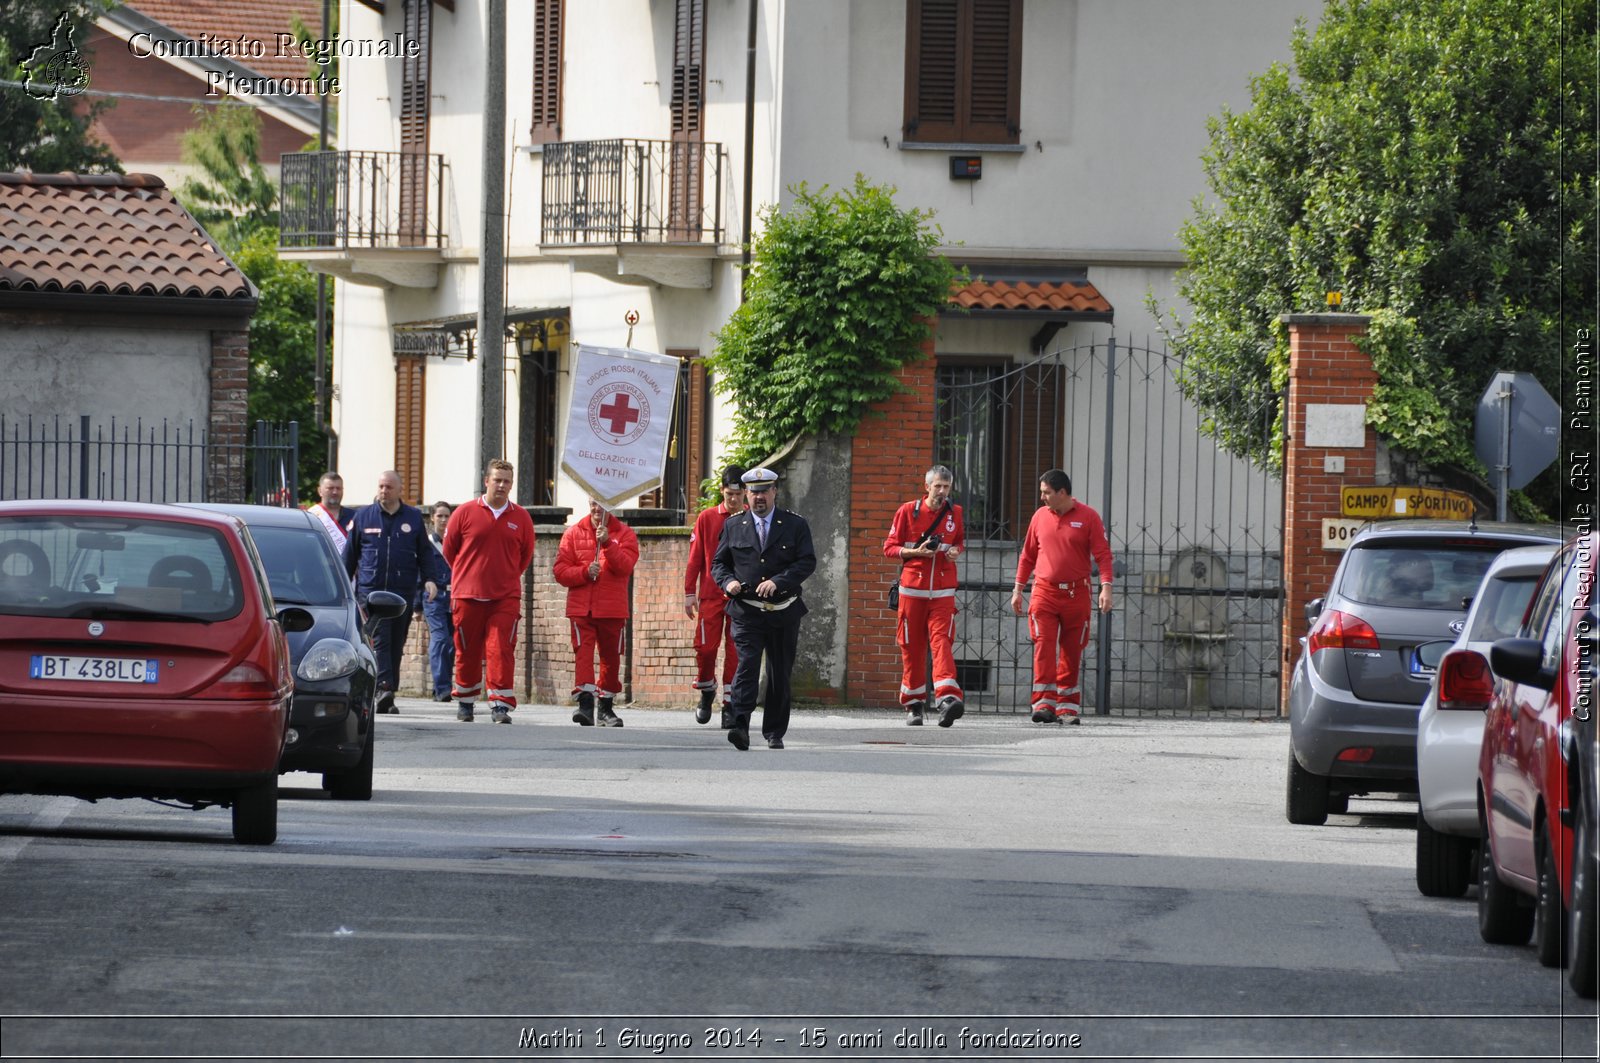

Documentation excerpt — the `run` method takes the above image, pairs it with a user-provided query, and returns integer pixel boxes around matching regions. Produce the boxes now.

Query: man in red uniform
[684,464,746,726]
[442,459,536,724]
[883,465,966,727]
[1010,469,1115,724]
[554,498,640,727]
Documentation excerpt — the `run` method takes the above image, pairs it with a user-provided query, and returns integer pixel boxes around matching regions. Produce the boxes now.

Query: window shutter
[904,0,1021,145]
[965,0,1021,143]
[530,0,563,143]
[905,0,960,141]
[394,354,427,504]
[671,0,704,136]
[398,0,433,242]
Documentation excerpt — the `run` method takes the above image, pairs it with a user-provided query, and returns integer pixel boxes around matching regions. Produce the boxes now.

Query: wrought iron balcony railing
[541,139,725,246]
[279,150,446,251]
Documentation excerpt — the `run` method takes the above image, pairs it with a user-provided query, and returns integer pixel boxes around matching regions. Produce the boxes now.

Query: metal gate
[935,337,1283,717]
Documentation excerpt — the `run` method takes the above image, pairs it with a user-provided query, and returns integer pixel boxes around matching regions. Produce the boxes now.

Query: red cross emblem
[598,392,640,435]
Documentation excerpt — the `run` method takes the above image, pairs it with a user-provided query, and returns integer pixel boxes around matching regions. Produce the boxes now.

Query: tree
[0,0,120,172]
[176,102,276,244]
[708,175,959,473]
[1159,0,1595,515]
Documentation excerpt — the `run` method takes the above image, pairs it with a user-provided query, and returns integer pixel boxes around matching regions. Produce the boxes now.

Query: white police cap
[740,467,780,487]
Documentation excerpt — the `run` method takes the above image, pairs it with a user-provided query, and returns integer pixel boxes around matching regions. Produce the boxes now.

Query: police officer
[710,467,817,750]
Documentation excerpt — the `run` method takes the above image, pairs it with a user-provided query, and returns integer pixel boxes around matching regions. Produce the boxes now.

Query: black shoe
[720,708,735,730]
[905,702,925,726]
[597,699,623,727]
[456,703,475,723]
[1032,706,1060,724]
[728,726,749,751]
[376,690,396,714]
[767,736,784,749]
[491,706,512,724]
[695,689,715,725]
[572,691,595,726]
[433,691,452,703]
[1059,706,1082,726]
[937,697,965,728]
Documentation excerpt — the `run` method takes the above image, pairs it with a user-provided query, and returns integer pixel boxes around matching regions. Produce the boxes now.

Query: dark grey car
[1286,519,1562,825]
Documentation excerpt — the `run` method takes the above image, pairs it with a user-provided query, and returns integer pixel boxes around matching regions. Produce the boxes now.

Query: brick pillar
[1279,313,1375,712]
[208,329,250,503]
[845,337,937,708]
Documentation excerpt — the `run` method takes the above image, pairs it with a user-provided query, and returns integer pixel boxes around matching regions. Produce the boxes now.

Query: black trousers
[727,611,801,740]
[370,603,414,692]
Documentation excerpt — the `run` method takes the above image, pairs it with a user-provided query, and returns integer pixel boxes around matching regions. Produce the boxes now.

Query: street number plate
[30,655,158,683]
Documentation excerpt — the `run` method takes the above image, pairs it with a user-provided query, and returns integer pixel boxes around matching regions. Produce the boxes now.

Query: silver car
[1414,544,1557,896]
[1286,520,1562,826]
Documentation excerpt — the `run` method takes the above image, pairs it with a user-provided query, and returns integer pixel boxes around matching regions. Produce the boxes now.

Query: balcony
[539,139,727,289]
[278,150,447,289]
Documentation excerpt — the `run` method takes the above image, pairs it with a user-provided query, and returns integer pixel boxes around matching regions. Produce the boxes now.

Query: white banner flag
[560,344,680,507]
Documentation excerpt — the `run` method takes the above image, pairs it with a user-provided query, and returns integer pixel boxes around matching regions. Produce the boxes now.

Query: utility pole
[477,0,508,473]
[315,0,334,471]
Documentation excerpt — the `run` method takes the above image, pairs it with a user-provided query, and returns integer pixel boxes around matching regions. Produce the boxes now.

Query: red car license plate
[30,655,158,683]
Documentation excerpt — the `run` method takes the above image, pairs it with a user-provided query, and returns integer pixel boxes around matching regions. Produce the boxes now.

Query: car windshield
[1339,542,1506,611]
[1466,573,1541,642]
[0,515,243,621]
[246,524,348,607]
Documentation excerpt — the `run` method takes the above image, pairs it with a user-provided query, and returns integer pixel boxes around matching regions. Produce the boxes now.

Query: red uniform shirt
[685,503,737,599]
[882,498,965,592]
[441,497,536,600]
[553,513,639,619]
[1015,501,1114,588]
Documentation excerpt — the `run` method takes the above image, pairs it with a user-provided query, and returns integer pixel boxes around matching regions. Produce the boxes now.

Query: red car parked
[0,500,309,844]
[1478,532,1597,974]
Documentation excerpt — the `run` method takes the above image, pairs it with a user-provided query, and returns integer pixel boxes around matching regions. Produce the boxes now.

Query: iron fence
[279,150,447,250]
[0,416,298,506]
[541,139,726,245]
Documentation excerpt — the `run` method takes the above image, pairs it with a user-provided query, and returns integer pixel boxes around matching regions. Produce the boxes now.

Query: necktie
[758,517,768,548]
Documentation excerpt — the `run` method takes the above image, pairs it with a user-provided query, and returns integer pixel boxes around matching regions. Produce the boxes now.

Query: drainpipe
[740,0,757,299]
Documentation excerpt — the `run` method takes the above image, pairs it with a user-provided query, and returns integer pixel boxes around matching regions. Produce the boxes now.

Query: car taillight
[1307,609,1381,654]
[205,662,281,700]
[1438,649,1494,710]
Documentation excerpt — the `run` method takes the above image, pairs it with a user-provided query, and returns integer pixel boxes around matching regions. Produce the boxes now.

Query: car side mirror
[1488,637,1554,691]
[361,590,408,637]
[1305,597,1324,627]
[278,606,315,633]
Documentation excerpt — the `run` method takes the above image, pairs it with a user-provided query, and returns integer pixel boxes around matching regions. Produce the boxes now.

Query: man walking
[553,498,639,727]
[422,501,455,702]
[343,470,446,714]
[883,465,966,727]
[684,464,746,725]
[308,471,354,552]
[442,459,536,724]
[711,467,816,750]
[1010,469,1115,724]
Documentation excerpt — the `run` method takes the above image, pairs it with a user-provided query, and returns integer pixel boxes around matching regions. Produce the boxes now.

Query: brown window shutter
[904,0,1021,145]
[964,0,1021,143]
[530,0,563,143]
[394,355,427,504]
[671,0,704,136]
[399,0,433,242]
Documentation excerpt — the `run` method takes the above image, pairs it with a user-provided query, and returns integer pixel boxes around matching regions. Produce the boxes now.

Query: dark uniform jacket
[711,507,817,623]
[343,501,448,600]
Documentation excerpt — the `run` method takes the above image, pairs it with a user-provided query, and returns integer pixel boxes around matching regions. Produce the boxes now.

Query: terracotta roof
[117,0,329,86]
[950,278,1113,317]
[0,173,255,303]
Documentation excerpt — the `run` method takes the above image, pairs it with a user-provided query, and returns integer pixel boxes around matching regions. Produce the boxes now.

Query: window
[393,354,426,503]
[669,0,706,239]
[515,318,566,508]
[935,357,1061,540]
[398,0,434,241]
[903,0,1023,145]
[530,0,563,143]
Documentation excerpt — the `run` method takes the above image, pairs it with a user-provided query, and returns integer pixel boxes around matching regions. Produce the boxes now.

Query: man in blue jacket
[344,470,447,713]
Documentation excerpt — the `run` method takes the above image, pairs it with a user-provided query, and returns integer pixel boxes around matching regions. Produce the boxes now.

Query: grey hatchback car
[1286,519,1562,825]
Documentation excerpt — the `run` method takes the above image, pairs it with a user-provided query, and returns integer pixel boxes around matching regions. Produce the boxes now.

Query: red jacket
[554,512,639,618]
[685,503,738,598]
[883,498,965,593]
[1015,501,1115,588]
[441,497,536,600]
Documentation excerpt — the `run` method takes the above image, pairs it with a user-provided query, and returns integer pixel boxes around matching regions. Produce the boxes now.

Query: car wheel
[1568,809,1597,998]
[1285,751,1330,826]
[1416,812,1473,898]
[231,779,278,845]
[326,731,374,802]
[1534,821,1567,968]
[1478,827,1533,945]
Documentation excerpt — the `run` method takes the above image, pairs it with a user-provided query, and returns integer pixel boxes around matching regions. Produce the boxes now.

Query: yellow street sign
[1340,485,1476,521]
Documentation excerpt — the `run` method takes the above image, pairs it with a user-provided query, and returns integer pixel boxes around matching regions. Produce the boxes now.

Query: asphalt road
[1,699,1595,1062]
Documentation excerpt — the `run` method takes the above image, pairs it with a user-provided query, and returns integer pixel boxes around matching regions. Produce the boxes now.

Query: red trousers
[570,616,626,699]
[692,595,738,702]
[1028,584,1092,715]
[896,591,962,709]
[451,597,521,710]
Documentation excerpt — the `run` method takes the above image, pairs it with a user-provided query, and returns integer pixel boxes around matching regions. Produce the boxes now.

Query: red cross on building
[598,391,641,435]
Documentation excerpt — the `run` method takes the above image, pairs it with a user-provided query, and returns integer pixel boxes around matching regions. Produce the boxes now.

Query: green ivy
[707,176,960,482]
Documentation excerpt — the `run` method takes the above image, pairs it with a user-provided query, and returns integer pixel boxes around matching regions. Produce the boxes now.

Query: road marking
[0,797,78,866]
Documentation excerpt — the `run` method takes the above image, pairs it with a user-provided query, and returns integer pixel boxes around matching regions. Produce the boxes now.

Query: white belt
[897,586,955,599]
[746,596,797,612]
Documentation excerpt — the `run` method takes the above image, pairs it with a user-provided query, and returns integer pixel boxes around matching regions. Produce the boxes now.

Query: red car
[1478,532,1596,971]
[0,500,308,844]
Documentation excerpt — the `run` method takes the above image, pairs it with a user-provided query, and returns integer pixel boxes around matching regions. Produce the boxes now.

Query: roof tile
[0,173,253,302]
[950,279,1114,316]
[123,0,328,85]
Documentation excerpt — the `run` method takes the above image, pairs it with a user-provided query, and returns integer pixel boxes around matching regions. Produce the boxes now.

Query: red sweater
[1015,501,1114,587]
[882,499,965,592]
[441,497,536,600]
[685,503,737,598]
[553,513,639,618]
